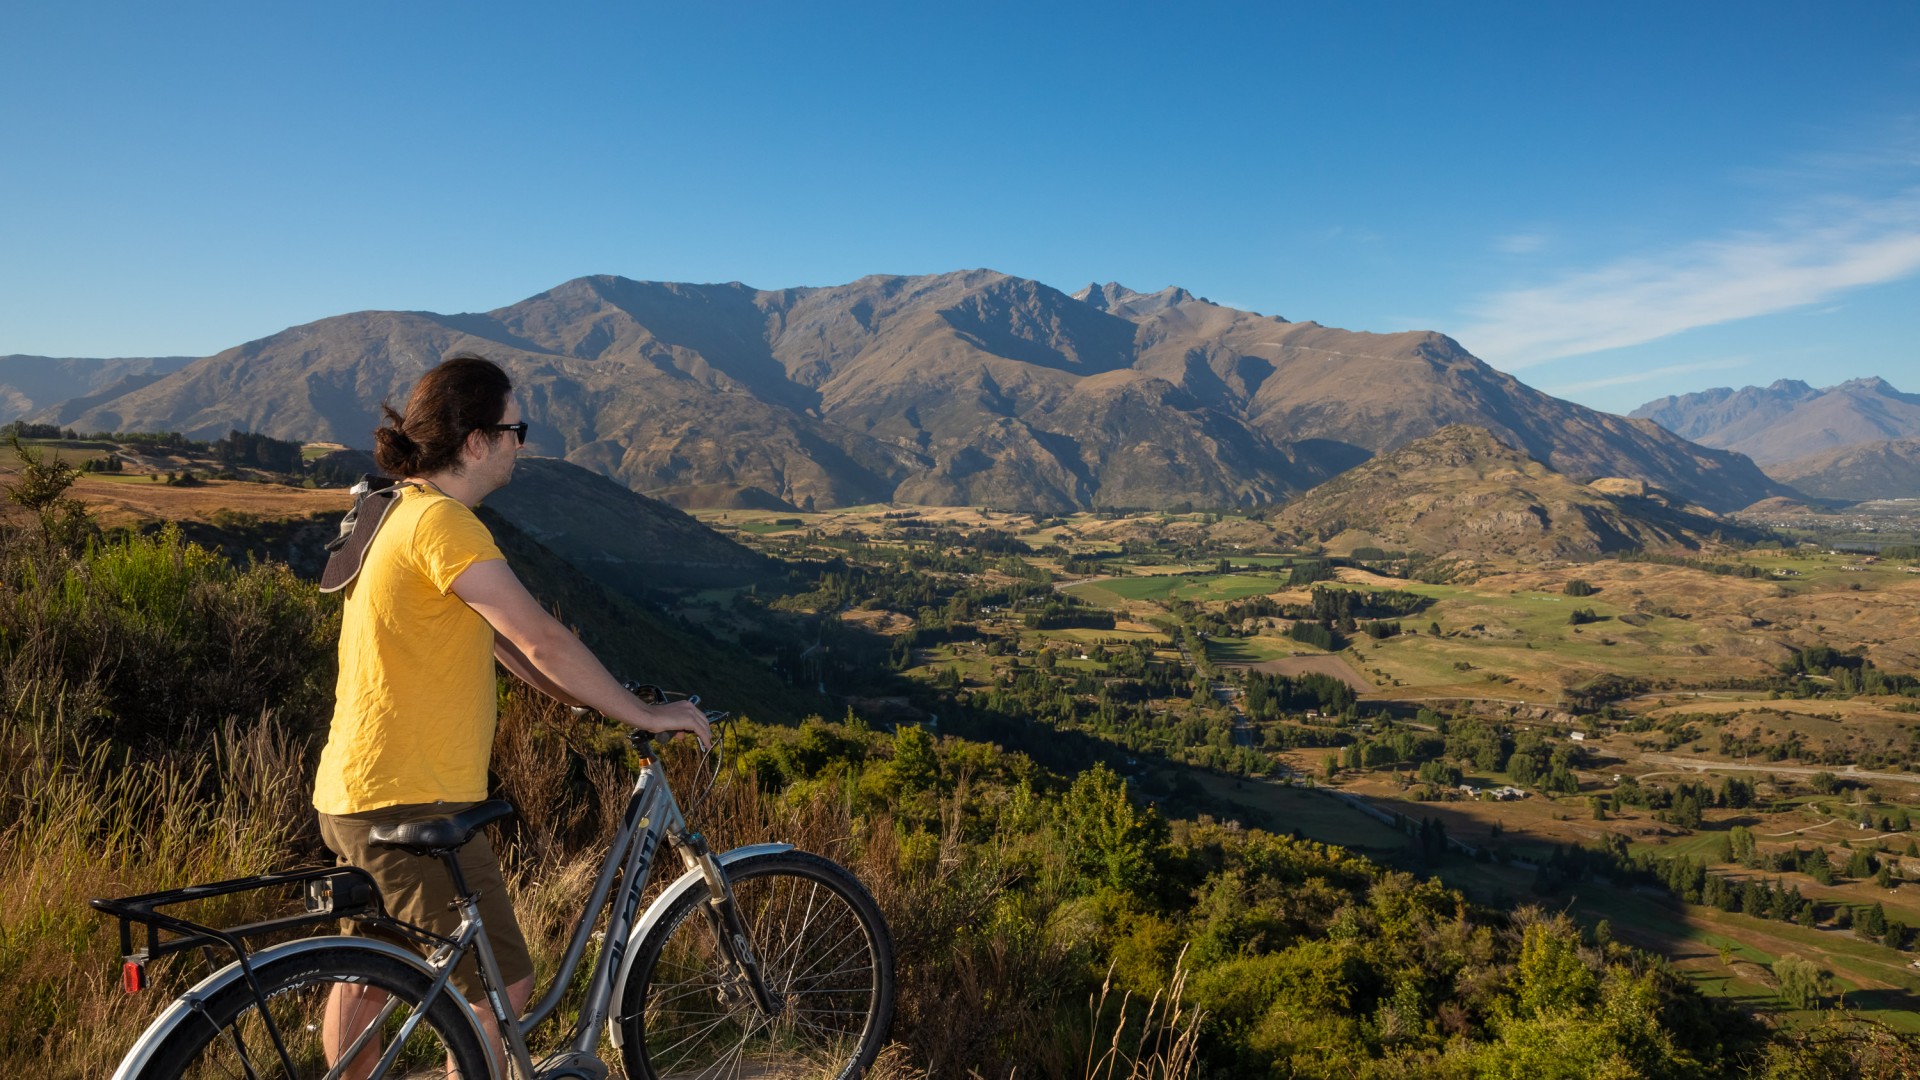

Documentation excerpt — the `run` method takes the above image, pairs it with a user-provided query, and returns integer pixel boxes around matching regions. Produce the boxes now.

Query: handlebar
[566,683,727,747]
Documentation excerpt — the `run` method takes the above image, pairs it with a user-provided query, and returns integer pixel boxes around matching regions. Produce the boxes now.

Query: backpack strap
[319,476,413,593]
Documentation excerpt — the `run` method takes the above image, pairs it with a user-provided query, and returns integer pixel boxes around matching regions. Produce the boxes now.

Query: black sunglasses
[483,422,528,445]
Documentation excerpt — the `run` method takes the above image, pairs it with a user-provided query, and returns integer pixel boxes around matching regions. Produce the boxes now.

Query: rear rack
[91,866,404,1071]
[90,865,383,970]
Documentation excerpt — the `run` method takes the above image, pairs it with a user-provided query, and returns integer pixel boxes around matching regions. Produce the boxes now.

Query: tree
[1512,919,1598,1017]
[1846,847,1876,880]
[1729,826,1757,866]
[1857,902,1889,941]
[1773,955,1832,1010]
[1054,763,1168,897]
[891,723,940,796]
[4,434,90,545]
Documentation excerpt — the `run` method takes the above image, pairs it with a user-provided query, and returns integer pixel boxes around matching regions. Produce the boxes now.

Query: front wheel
[134,945,490,1079]
[618,850,896,1079]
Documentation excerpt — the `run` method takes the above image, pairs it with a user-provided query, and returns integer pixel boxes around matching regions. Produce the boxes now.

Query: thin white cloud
[1493,232,1549,255]
[1541,356,1750,396]
[1458,189,1920,369]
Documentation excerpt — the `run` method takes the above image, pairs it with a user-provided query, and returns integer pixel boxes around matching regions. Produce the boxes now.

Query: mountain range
[0,354,193,424]
[20,271,1791,513]
[1631,377,1920,468]
[1764,438,1920,503]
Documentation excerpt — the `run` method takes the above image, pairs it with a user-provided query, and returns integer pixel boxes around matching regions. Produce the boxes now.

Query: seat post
[438,849,475,902]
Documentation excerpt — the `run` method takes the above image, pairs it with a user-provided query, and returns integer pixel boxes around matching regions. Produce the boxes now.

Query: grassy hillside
[3,481,1918,1074]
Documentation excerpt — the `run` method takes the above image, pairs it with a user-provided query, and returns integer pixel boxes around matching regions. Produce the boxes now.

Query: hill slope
[1767,436,1920,502]
[59,448,766,595]
[42,271,1788,512]
[1632,377,1920,465]
[0,354,194,424]
[1271,425,1759,559]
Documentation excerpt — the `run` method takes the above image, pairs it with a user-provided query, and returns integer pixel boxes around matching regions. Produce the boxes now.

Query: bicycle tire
[618,850,896,1080]
[134,945,491,1080]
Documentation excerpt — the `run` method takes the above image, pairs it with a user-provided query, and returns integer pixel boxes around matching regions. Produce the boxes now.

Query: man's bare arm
[493,634,577,705]
[453,559,709,747]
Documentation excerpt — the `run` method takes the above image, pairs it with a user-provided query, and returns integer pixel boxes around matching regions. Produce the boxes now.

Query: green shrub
[0,523,338,747]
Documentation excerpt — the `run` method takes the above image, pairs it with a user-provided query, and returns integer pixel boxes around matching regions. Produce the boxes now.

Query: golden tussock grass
[3,684,1202,1079]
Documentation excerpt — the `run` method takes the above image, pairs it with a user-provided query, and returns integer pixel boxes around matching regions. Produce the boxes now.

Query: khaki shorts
[317,802,534,1001]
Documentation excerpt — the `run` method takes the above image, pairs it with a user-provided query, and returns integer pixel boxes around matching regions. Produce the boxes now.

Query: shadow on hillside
[1844,987,1920,1016]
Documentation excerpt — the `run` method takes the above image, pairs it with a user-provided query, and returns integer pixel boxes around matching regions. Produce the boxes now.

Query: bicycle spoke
[623,855,893,1080]
[143,950,485,1080]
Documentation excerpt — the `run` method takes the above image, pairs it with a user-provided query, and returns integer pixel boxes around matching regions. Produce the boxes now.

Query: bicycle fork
[685,834,779,1017]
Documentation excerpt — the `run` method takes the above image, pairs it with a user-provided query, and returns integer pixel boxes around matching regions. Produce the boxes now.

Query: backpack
[319,475,417,593]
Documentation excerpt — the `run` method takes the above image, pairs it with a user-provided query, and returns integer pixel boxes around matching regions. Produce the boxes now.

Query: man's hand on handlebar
[633,697,712,751]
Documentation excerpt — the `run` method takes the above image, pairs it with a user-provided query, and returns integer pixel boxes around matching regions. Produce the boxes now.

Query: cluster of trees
[1777,645,1920,697]
[715,714,1888,1075]
[211,429,304,474]
[1285,558,1337,586]
[5,422,346,487]
[1287,620,1342,650]
[1532,828,1917,953]
[1021,598,1115,630]
[3,422,207,450]
[1,421,79,440]
[1506,733,1582,795]
[1241,669,1358,719]
[1339,724,1443,772]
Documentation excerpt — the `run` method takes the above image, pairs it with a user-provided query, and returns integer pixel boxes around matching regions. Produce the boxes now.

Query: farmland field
[1181,772,1412,853]
[1065,572,1285,605]
[1249,654,1375,690]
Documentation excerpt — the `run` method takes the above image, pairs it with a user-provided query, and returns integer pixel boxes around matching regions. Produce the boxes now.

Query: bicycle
[91,690,897,1079]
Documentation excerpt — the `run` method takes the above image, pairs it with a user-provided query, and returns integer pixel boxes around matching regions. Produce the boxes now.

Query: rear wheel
[618,850,896,1079]
[136,945,489,1079]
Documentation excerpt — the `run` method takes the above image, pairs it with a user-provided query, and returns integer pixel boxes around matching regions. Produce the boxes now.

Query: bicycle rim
[139,947,488,1080]
[623,852,895,1080]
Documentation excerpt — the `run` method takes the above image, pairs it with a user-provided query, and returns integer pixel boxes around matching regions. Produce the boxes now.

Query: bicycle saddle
[367,799,515,855]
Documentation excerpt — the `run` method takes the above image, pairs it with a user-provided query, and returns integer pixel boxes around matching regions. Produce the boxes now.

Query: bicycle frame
[100,729,792,1080]
[466,732,790,1079]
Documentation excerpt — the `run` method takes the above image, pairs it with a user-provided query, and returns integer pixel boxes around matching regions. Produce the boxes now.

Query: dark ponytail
[373,353,514,477]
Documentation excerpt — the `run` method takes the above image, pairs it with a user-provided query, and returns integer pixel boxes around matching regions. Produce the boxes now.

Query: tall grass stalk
[1081,949,1203,1080]
[0,709,315,1074]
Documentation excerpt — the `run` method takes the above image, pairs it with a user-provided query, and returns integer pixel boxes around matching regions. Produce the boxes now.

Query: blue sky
[2,2,1916,414]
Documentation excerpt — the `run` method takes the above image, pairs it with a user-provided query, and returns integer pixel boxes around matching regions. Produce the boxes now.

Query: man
[312,353,709,1077]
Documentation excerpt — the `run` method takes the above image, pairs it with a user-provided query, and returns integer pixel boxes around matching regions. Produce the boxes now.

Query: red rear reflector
[123,961,146,994]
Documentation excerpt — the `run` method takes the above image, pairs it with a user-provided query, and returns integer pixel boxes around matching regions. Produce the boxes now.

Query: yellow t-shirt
[313,485,504,815]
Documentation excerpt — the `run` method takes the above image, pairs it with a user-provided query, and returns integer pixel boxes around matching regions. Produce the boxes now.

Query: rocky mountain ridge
[30,270,1790,512]
[1632,377,1920,466]
[1766,437,1920,503]
[0,354,194,424]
